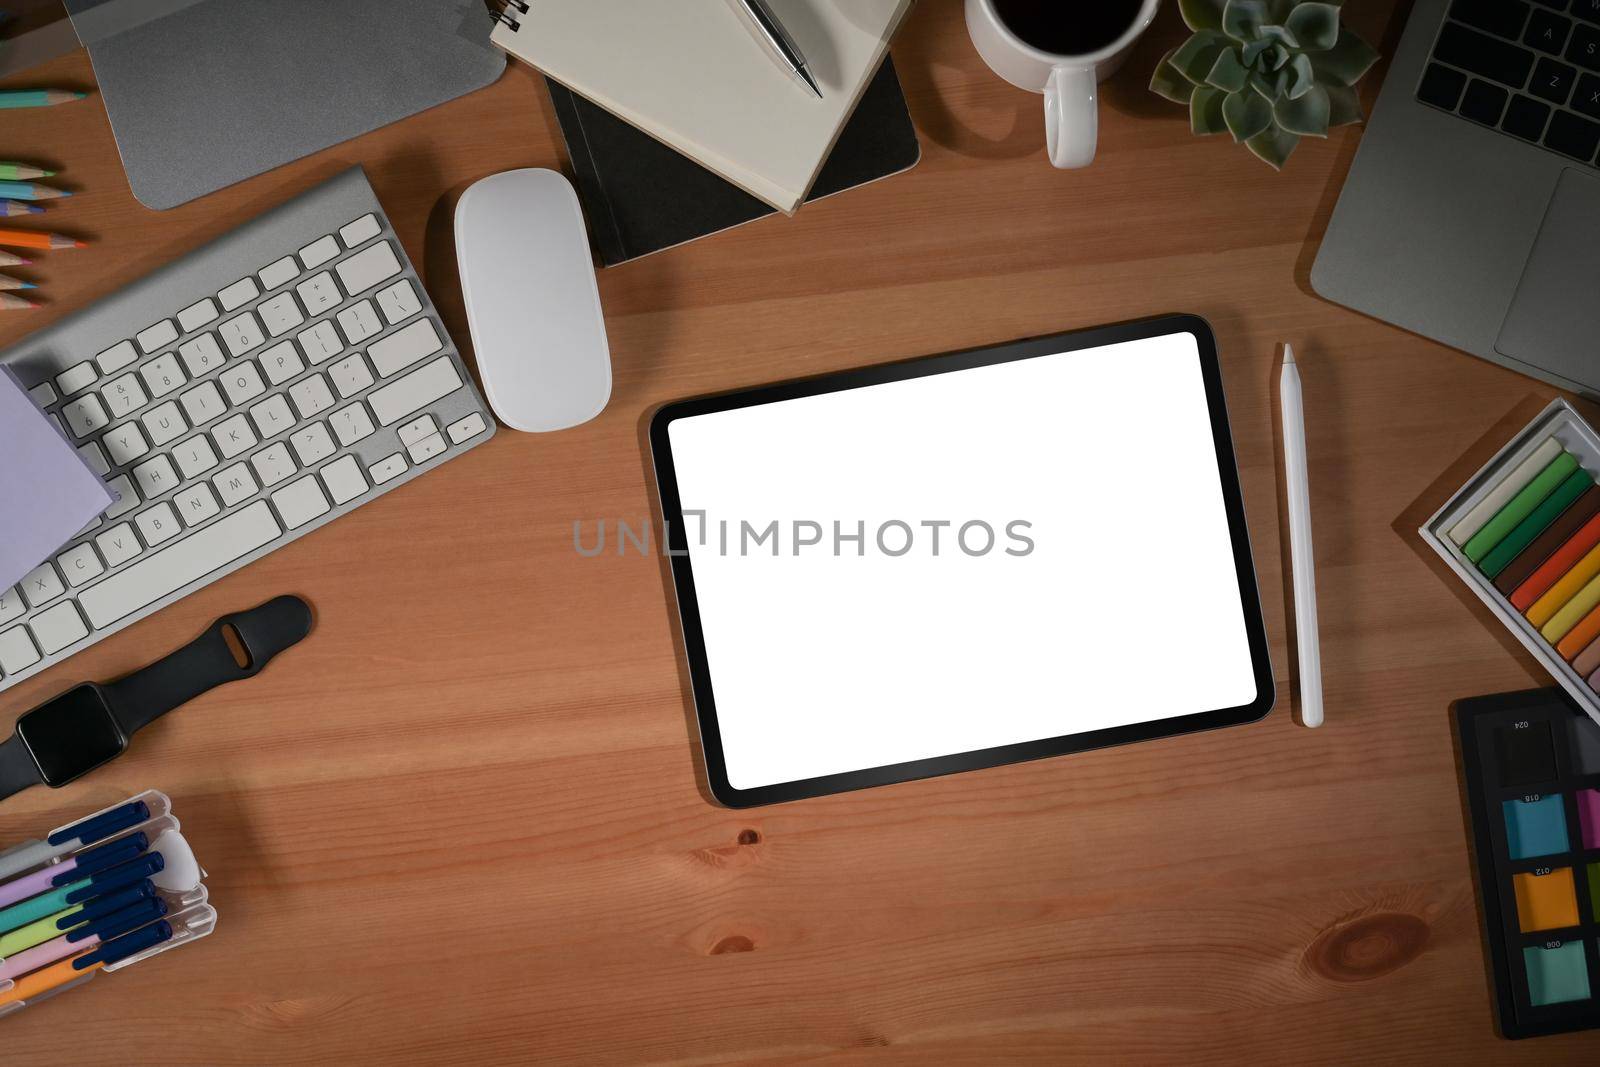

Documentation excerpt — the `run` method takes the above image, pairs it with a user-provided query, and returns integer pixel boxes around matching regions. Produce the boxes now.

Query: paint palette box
[1423,399,1600,727]
[1457,689,1600,1038]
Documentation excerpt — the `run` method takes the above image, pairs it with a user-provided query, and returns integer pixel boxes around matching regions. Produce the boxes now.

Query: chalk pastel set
[1423,400,1600,723]
[0,790,214,1019]
[1456,688,1600,1038]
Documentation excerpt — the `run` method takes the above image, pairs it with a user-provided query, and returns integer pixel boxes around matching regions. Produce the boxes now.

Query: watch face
[17,684,125,787]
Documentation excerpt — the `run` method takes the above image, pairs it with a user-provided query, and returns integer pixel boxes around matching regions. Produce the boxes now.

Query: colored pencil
[0,272,35,291]
[0,90,88,110]
[0,229,84,250]
[0,250,30,267]
[1279,344,1322,728]
[0,180,69,201]
[0,164,54,181]
[0,292,38,310]
[0,200,44,217]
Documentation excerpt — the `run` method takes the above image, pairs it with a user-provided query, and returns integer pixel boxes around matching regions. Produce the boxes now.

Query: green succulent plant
[1150,0,1380,169]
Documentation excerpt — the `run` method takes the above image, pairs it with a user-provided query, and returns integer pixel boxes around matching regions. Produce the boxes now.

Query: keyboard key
[298,320,343,364]
[1570,21,1600,68]
[336,299,382,345]
[135,502,182,546]
[176,483,220,526]
[104,423,150,465]
[1546,106,1600,155]
[329,353,374,398]
[250,393,296,438]
[221,361,267,405]
[212,413,258,458]
[271,475,330,530]
[289,421,335,466]
[296,272,342,316]
[95,340,138,375]
[259,255,300,290]
[219,311,267,357]
[218,276,259,311]
[20,562,64,608]
[178,332,227,378]
[368,356,462,426]
[62,394,110,438]
[179,380,227,426]
[447,412,487,444]
[1462,78,1510,122]
[0,627,40,675]
[77,442,110,478]
[300,234,340,268]
[0,588,21,625]
[376,279,422,325]
[335,240,401,296]
[30,603,88,655]
[258,292,306,338]
[174,434,220,479]
[133,453,180,498]
[96,523,143,567]
[102,373,149,420]
[177,297,220,333]
[370,452,408,485]
[1577,0,1600,23]
[28,381,55,408]
[1504,92,1552,137]
[251,442,297,487]
[103,474,139,519]
[140,400,188,447]
[288,374,335,419]
[340,213,381,247]
[398,415,437,447]
[368,318,443,377]
[213,462,259,507]
[56,543,103,588]
[136,319,179,354]
[55,361,98,396]
[407,433,446,465]
[1452,0,1530,40]
[260,340,306,386]
[139,353,187,399]
[320,454,368,505]
[330,402,376,446]
[80,501,283,629]
[1420,62,1469,108]
[1526,8,1573,52]
[1438,22,1537,85]
[1532,56,1578,100]
[1575,70,1600,115]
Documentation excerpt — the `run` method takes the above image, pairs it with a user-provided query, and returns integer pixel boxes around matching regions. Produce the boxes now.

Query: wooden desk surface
[4,1,1598,1061]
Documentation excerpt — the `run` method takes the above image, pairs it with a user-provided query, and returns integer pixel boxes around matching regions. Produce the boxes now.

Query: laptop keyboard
[1419,0,1600,164]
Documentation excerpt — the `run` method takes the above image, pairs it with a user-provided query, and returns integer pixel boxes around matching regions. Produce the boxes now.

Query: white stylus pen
[1280,344,1323,728]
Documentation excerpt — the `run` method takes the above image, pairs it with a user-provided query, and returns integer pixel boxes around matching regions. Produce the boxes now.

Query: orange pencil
[0,229,84,250]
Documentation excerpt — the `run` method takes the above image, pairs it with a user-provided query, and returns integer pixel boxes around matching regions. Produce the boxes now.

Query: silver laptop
[1314,0,1600,396]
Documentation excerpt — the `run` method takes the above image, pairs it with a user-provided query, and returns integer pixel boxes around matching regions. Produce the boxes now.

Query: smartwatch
[0,595,312,802]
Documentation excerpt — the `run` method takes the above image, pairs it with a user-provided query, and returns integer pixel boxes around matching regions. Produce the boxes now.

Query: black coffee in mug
[992,0,1144,55]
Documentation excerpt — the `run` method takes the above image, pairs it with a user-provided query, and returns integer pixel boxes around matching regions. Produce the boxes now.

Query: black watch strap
[0,733,42,801]
[105,595,313,735]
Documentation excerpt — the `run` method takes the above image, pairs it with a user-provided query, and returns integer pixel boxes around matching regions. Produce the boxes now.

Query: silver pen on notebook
[736,0,823,97]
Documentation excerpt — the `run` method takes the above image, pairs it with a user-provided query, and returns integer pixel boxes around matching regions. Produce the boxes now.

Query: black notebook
[547,59,921,267]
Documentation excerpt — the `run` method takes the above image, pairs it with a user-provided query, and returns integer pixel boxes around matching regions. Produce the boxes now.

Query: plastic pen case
[0,790,171,883]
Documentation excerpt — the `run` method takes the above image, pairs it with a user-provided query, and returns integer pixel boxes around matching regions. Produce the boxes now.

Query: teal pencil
[0,181,69,201]
[0,90,87,110]
[0,272,35,291]
[0,200,44,217]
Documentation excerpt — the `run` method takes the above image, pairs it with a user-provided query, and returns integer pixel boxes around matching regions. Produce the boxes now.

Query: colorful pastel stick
[1513,510,1600,613]
[1465,452,1580,563]
[1557,600,1600,660]
[1542,571,1600,642]
[1481,469,1594,578]
[1528,538,1600,626]
[1450,437,1563,545]
[1495,486,1600,594]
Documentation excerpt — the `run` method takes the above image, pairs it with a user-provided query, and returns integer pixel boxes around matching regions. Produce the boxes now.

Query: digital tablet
[651,315,1274,807]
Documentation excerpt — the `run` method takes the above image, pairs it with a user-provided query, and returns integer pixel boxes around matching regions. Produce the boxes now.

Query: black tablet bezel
[650,313,1276,807]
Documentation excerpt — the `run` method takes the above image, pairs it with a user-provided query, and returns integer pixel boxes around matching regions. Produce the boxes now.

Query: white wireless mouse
[455,169,612,432]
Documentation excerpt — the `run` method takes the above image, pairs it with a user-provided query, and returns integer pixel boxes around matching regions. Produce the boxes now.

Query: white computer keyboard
[0,167,495,693]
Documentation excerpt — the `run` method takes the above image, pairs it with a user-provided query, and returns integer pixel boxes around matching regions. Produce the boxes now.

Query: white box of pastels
[1422,399,1600,726]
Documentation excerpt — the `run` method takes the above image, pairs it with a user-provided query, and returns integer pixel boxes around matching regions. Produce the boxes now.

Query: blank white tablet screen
[667,331,1260,790]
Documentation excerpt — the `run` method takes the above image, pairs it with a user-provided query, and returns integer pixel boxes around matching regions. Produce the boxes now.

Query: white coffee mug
[966,0,1161,168]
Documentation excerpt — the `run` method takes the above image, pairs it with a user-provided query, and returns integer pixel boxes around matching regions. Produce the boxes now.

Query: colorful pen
[0,181,69,201]
[0,834,148,910]
[0,882,157,959]
[0,898,167,983]
[0,802,150,882]
[0,853,163,935]
[0,921,172,1009]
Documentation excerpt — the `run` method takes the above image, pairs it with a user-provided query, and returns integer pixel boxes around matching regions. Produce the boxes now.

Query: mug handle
[1043,64,1097,169]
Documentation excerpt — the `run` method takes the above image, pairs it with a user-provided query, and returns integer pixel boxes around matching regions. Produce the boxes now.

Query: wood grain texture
[3,0,1598,1060]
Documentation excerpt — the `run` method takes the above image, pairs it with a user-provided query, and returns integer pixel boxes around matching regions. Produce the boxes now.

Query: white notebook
[492,0,914,214]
